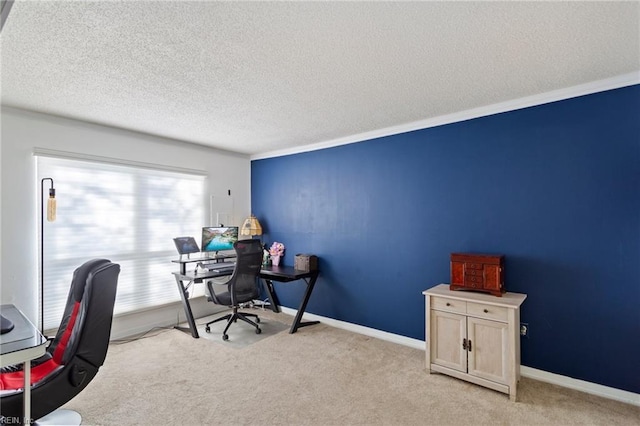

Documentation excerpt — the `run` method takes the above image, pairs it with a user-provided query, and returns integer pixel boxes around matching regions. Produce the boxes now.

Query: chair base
[36,409,82,425]
[204,307,261,340]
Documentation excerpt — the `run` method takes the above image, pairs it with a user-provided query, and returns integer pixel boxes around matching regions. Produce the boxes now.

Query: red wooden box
[450,253,505,297]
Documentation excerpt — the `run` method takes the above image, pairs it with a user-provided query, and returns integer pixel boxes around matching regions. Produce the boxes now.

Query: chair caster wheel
[256,318,261,323]
[205,326,210,333]
[222,334,229,341]
[256,327,262,334]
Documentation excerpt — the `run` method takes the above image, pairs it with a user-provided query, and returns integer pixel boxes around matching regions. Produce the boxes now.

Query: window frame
[35,150,207,330]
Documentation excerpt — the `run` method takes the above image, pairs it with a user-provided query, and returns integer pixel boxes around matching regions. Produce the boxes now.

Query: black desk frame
[259,266,320,334]
[172,263,319,338]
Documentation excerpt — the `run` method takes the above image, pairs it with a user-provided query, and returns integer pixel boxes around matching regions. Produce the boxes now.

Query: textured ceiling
[1,1,639,157]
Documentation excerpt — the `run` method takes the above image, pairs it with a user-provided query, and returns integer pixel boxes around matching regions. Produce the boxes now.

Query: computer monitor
[201,226,239,253]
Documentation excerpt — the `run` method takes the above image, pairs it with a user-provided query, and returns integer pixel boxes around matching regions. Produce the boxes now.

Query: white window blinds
[36,154,206,330]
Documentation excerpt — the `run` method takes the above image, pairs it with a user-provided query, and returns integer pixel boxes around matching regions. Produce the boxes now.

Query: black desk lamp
[40,178,56,334]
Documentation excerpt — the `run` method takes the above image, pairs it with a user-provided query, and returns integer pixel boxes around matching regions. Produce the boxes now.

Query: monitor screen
[201,226,239,253]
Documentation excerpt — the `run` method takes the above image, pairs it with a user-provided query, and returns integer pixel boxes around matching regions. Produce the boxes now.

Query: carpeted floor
[64,309,639,425]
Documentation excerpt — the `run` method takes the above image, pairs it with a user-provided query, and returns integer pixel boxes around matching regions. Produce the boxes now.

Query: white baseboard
[109,296,222,340]
[519,366,640,407]
[280,307,640,407]
[281,306,425,349]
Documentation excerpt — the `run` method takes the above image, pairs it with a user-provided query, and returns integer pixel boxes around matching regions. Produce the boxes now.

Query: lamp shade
[240,215,262,236]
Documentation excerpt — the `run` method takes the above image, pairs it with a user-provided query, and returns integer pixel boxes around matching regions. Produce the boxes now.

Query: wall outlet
[520,323,529,338]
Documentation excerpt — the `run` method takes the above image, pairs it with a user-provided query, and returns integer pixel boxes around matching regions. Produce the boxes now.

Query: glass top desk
[0,304,48,424]
[172,263,319,338]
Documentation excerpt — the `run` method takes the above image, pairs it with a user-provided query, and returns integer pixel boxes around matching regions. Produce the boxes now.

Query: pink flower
[269,242,285,256]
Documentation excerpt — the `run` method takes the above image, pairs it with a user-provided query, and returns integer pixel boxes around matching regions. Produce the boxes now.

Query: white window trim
[35,151,206,330]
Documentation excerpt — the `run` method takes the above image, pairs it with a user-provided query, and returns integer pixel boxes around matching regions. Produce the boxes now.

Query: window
[36,154,206,330]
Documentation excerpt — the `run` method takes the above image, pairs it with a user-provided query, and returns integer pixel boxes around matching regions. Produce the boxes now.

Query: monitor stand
[1,314,15,334]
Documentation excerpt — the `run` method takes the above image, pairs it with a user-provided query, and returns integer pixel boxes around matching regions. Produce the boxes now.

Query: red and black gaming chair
[0,259,120,425]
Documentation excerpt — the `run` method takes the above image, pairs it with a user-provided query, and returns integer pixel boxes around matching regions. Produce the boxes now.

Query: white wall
[0,106,251,336]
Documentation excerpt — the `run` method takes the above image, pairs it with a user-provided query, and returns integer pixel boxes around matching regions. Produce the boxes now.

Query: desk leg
[262,279,281,313]
[174,276,199,338]
[23,360,31,424]
[289,273,320,334]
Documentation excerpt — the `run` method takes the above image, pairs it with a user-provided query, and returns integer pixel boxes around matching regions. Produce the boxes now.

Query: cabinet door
[483,264,501,292]
[451,261,464,285]
[467,316,509,384]
[430,310,467,372]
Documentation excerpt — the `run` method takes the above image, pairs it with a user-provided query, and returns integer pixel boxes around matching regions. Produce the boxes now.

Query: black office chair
[204,239,263,340]
[0,259,120,425]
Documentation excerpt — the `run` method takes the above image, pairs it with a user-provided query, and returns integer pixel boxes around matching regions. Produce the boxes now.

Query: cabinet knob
[483,309,489,313]
[446,302,451,307]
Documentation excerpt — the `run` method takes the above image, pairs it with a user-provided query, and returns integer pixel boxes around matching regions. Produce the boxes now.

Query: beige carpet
[64,309,639,425]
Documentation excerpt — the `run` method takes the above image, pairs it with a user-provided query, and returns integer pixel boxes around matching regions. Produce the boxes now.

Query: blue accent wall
[252,85,640,394]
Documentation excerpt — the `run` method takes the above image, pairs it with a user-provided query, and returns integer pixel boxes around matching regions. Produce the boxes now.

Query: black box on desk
[294,254,318,271]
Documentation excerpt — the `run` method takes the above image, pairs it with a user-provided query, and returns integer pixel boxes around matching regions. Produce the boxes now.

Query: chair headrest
[69,259,111,302]
[234,239,262,255]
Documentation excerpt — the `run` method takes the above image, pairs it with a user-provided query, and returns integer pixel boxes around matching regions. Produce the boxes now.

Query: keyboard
[208,263,235,272]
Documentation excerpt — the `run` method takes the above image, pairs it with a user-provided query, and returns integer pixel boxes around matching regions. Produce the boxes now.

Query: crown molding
[251,72,640,161]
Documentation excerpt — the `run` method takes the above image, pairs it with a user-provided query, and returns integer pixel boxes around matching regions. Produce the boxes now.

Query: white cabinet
[423,284,526,401]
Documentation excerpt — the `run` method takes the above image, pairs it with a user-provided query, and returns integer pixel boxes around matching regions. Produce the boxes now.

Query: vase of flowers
[269,242,285,266]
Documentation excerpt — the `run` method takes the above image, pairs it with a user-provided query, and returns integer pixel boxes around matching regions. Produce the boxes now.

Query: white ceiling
[1,1,638,157]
